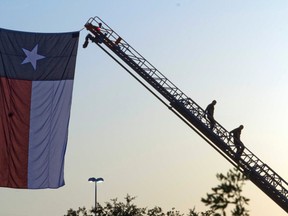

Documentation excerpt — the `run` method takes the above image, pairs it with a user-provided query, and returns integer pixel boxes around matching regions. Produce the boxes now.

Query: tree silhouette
[201,168,250,216]
[63,194,212,216]
[64,168,248,216]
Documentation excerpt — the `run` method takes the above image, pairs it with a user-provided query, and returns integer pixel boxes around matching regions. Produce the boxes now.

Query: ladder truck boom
[83,16,288,213]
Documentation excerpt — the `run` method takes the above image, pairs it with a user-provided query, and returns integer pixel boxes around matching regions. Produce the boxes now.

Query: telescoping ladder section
[83,16,288,213]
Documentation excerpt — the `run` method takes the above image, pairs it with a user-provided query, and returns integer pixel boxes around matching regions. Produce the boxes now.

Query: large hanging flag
[0,28,79,189]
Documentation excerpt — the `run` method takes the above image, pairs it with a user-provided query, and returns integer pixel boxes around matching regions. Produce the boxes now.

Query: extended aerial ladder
[83,16,288,213]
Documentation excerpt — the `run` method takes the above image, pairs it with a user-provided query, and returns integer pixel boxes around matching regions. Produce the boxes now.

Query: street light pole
[88,177,104,216]
[94,181,97,215]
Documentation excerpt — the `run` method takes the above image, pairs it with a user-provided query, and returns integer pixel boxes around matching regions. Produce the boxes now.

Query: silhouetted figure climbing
[229,125,244,158]
[205,100,217,129]
[83,23,106,48]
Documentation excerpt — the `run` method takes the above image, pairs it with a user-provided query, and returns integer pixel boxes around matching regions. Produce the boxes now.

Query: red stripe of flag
[0,77,31,188]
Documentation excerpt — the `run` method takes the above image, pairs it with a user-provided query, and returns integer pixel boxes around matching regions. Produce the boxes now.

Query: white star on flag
[21,44,45,70]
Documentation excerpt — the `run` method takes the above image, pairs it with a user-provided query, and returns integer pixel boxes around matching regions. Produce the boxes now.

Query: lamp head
[88,177,104,183]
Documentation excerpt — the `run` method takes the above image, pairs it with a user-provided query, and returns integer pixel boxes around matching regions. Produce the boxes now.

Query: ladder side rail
[88,17,200,107]
[87,17,145,63]
[242,150,288,198]
[243,149,288,192]
[171,101,240,155]
[102,36,186,104]
[248,172,288,212]
[172,101,288,210]
[90,17,159,74]
[123,53,188,101]
[118,48,186,101]
[104,32,288,204]
[111,43,177,103]
[236,144,288,201]
[198,116,288,200]
[262,164,288,191]
[85,17,288,212]
[87,17,192,103]
[169,100,288,207]
[101,34,288,197]
[84,19,286,182]
[97,33,217,131]
[86,20,260,166]
[179,99,242,155]
[117,40,288,208]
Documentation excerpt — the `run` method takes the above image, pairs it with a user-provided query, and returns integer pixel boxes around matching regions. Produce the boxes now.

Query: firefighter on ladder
[83,22,106,48]
[205,100,217,129]
[229,125,245,158]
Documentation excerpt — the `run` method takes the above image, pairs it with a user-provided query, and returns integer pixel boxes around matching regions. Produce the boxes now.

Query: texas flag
[0,28,79,189]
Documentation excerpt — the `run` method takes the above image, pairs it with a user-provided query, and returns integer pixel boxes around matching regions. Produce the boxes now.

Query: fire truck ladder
[83,16,288,213]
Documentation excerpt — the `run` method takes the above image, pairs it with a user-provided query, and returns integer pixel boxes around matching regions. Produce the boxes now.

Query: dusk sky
[1,1,288,215]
